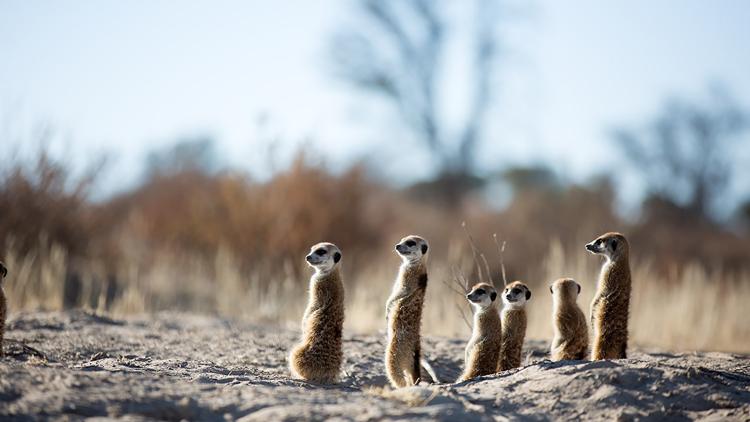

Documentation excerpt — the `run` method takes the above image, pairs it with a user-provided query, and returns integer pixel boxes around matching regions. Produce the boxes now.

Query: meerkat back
[550,278,588,361]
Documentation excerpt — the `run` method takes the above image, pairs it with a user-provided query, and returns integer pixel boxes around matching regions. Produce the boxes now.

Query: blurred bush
[1,141,749,351]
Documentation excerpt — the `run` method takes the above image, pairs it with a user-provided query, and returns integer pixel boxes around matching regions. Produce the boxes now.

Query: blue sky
[1,1,749,205]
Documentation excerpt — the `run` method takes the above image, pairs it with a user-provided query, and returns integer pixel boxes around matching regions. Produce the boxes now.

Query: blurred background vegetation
[1,0,749,352]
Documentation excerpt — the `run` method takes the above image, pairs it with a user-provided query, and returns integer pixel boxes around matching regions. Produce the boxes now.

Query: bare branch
[461,221,485,284]
[492,233,508,285]
[454,302,472,331]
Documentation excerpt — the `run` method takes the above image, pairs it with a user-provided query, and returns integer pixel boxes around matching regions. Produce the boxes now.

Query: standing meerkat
[498,281,531,371]
[289,242,345,384]
[385,235,429,388]
[0,261,7,357]
[550,278,588,361]
[457,283,502,382]
[586,232,631,360]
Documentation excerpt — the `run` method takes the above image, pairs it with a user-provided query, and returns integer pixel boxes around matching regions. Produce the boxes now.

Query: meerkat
[385,235,429,388]
[586,232,631,360]
[289,242,345,384]
[457,283,502,382]
[0,261,7,357]
[550,278,588,361]
[498,281,531,371]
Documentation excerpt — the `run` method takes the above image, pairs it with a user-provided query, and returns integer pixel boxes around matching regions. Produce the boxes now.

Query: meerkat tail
[420,357,440,384]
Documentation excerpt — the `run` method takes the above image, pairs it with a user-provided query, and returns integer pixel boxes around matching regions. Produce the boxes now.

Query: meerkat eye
[511,288,521,295]
[315,249,326,256]
[475,289,485,295]
[596,239,603,245]
[405,240,416,247]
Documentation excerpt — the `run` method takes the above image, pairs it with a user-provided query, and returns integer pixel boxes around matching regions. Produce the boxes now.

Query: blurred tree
[146,136,218,177]
[502,166,560,194]
[612,88,748,220]
[330,0,505,188]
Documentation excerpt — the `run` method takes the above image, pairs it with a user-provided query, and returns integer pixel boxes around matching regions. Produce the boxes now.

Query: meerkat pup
[550,278,588,361]
[457,283,502,382]
[289,243,345,384]
[0,261,7,357]
[498,281,531,371]
[385,235,429,388]
[586,232,631,360]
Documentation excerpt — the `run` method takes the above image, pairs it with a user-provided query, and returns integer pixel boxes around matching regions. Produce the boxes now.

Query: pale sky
[1,0,749,206]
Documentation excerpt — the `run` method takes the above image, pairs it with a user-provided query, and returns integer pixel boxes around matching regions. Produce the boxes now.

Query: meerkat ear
[333,252,341,263]
[421,244,428,254]
[525,289,531,300]
[577,283,581,294]
[490,291,497,301]
[611,239,618,251]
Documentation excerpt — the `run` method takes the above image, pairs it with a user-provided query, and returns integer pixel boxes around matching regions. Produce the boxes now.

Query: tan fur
[550,278,588,361]
[0,261,6,357]
[586,232,631,360]
[385,235,429,388]
[289,243,345,384]
[498,281,530,371]
[458,283,502,382]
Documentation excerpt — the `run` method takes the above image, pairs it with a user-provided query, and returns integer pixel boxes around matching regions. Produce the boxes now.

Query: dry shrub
[1,149,750,352]
[0,151,95,259]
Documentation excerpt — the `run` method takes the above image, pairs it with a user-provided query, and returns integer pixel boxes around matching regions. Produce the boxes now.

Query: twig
[441,276,466,297]
[492,233,508,285]
[461,221,485,284]
[454,302,472,331]
[479,252,493,287]
[442,266,472,331]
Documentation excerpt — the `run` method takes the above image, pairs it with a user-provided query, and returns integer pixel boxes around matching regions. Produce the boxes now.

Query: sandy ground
[0,311,748,421]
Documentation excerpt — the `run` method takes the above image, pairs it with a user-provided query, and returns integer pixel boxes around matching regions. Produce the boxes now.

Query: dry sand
[0,311,748,421]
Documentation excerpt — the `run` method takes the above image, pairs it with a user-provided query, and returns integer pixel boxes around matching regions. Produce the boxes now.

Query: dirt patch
[1,311,748,421]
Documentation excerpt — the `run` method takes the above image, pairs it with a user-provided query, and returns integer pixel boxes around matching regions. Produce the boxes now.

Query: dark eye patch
[315,249,326,256]
[511,288,521,295]
[405,240,416,247]
[475,289,485,295]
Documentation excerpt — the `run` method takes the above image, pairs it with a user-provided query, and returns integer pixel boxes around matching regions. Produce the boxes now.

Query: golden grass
[2,150,748,353]
[4,239,749,354]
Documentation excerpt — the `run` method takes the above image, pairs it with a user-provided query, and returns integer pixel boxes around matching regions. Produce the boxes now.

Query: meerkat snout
[585,233,626,261]
[466,285,497,308]
[394,235,429,263]
[503,284,531,308]
[305,243,342,273]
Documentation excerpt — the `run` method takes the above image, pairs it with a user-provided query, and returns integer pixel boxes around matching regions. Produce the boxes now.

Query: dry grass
[4,238,749,353]
[2,148,749,354]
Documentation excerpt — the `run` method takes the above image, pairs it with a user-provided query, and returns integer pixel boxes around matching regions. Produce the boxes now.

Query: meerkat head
[585,232,629,262]
[502,281,531,310]
[394,235,429,265]
[466,282,498,311]
[305,242,342,274]
[549,278,581,302]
